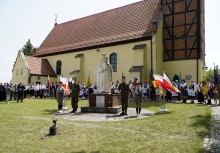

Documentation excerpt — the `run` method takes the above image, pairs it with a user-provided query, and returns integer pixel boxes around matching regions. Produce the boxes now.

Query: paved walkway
[204,104,220,153]
[55,108,155,122]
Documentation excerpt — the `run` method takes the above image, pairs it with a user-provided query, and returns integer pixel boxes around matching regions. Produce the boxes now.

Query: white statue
[97,53,113,93]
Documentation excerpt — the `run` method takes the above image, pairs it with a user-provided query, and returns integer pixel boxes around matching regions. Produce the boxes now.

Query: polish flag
[47,75,51,87]
[163,72,180,93]
[131,74,137,87]
[153,73,164,89]
[60,76,68,89]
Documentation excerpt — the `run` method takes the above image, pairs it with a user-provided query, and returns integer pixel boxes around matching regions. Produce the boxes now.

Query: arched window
[110,53,117,72]
[56,60,62,75]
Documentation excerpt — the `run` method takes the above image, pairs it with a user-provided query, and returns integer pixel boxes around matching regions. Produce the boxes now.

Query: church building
[12,0,205,85]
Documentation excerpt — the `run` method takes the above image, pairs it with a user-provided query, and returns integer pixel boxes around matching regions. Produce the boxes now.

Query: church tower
[161,0,205,82]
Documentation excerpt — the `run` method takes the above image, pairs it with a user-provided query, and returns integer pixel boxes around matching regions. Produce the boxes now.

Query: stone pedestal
[81,93,121,114]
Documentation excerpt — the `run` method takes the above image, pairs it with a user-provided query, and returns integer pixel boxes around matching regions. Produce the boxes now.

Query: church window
[110,53,117,72]
[56,60,62,75]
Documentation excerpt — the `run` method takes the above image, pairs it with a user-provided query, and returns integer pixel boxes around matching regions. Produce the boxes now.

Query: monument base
[81,106,122,114]
[80,93,121,114]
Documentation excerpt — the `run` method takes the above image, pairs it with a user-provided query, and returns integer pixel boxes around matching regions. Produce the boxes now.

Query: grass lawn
[0,98,211,153]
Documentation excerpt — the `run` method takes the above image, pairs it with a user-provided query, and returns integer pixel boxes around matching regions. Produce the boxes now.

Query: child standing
[134,82,142,117]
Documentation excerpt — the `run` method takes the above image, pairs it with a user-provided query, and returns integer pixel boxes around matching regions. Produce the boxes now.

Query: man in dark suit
[17,82,25,102]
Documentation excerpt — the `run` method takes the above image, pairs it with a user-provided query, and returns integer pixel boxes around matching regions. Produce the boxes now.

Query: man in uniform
[118,76,130,115]
[70,77,80,113]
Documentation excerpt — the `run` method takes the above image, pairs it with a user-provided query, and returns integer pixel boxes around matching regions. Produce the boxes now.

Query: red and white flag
[47,75,51,87]
[131,74,137,87]
[153,73,164,89]
[60,76,68,89]
[163,72,180,93]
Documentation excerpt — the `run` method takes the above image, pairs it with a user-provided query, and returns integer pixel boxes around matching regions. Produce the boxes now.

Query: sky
[0,0,219,83]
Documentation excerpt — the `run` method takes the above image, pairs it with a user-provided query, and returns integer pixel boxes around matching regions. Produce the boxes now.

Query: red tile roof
[34,0,161,57]
[25,56,56,76]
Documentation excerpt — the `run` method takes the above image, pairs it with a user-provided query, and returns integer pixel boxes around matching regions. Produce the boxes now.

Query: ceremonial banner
[202,81,209,96]
[87,71,92,87]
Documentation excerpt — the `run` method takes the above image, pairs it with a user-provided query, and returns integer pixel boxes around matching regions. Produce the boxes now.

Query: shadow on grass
[71,151,100,153]
[42,109,58,115]
[195,148,206,153]
[106,114,122,118]
[154,111,174,115]
[190,114,211,138]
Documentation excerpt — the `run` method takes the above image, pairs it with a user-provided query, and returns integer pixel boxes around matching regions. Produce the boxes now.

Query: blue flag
[214,68,219,86]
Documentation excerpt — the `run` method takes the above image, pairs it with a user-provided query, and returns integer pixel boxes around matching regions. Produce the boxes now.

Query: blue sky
[0,0,219,83]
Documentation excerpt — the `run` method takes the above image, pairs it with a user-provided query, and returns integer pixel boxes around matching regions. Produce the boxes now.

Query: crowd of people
[0,80,95,103]
[111,78,219,103]
[0,81,60,103]
[110,77,220,116]
[1,76,220,116]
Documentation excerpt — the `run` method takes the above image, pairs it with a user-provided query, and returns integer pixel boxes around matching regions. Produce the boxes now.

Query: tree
[205,69,213,82]
[21,39,33,56]
[172,74,179,82]
[205,66,220,83]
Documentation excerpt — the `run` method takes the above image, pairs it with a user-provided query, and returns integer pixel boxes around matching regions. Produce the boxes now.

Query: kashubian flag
[202,81,210,96]
[87,71,92,87]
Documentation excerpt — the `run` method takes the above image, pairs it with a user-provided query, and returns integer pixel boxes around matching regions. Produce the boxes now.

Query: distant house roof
[25,56,56,77]
[34,0,161,57]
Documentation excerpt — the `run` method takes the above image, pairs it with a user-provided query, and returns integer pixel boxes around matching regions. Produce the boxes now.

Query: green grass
[0,99,211,153]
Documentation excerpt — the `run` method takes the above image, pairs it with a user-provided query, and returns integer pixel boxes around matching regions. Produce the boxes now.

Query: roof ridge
[35,0,161,57]
[57,1,142,26]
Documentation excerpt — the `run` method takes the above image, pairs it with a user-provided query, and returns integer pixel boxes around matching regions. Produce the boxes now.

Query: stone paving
[204,104,220,153]
[55,107,155,122]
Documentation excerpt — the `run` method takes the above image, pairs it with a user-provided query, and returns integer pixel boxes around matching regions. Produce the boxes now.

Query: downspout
[151,35,153,75]
[196,0,201,83]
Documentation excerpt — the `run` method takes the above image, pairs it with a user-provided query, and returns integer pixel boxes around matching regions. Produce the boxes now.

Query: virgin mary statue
[97,53,113,93]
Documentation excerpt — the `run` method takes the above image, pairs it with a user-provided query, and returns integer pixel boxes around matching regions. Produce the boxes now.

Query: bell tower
[161,0,205,61]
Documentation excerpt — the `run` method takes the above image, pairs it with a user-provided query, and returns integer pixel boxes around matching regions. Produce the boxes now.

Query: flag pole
[160,72,168,112]
[159,87,166,112]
